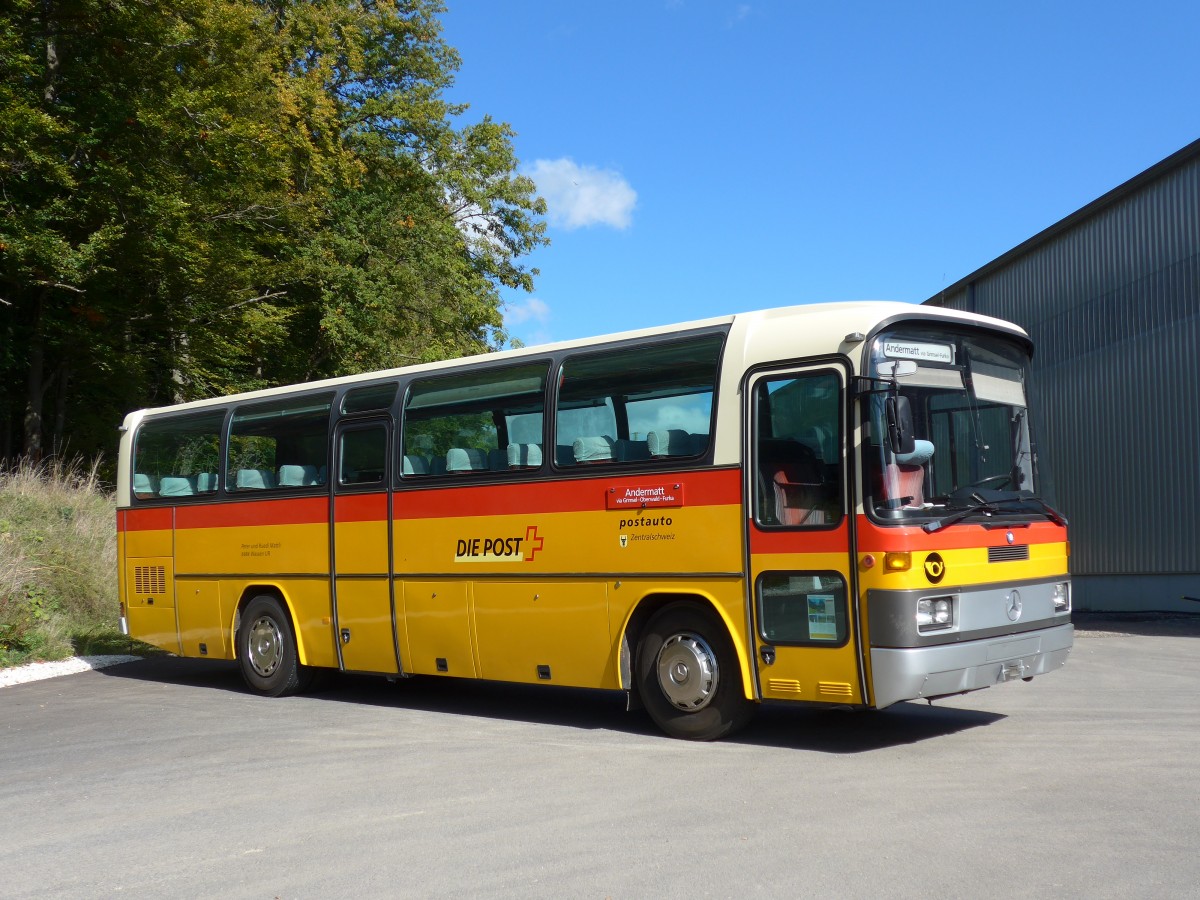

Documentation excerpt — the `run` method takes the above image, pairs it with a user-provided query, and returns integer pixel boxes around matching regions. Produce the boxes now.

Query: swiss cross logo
[523,525,544,561]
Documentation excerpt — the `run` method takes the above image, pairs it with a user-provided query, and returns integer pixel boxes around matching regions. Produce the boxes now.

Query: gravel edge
[0,655,143,689]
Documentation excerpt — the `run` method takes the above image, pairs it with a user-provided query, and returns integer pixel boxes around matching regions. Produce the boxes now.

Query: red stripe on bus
[855,516,1066,552]
[176,497,329,530]
[335,492,387,523]
[390,468,742,519]
[119,470,742,530]
[119,507,173,532]
[748,524,851,555]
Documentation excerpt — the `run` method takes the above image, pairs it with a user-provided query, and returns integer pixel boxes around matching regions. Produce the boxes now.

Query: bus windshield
[864,326,1050,524]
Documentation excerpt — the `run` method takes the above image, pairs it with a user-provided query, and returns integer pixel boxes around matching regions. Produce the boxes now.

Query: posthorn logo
[924,552,946,584]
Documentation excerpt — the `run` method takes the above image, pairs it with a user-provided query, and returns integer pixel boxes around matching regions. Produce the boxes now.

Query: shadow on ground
[100,655,1002,754]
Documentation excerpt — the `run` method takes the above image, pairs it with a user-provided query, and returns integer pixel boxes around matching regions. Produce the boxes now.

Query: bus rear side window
[133,411,225,499]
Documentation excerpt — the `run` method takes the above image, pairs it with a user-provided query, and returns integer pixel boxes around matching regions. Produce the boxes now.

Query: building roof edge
[925,136,1200,307]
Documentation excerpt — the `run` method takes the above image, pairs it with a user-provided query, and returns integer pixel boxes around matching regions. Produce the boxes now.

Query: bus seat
[573,435,616,464]
[402,454,432,476]
[278,464,320,487]
[236,468,276,490]
[647,429,691,457]
[488,448,509,471]
[507,443,542,468]
[556,445,575,466]
[759,439,824,526]
[446,447,488,473]
[159,475,196,497]
[882,440,934,507]
[195,472,217,493]
[133,473,156,496]
[689,433,710,455]
[770,467,826,526]
[617,439,651,461]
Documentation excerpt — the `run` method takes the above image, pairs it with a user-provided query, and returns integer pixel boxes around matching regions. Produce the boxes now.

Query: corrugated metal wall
[929,149,1200,585]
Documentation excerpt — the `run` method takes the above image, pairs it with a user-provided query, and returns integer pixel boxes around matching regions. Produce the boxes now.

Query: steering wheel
[969,473,1012,490]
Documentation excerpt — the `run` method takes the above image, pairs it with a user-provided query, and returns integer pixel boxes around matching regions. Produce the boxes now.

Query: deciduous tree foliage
[0,0,547,463]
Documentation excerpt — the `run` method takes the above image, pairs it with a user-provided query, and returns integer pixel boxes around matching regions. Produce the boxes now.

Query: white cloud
[525,158,637,230]
[504,296,554,346]
[504,296,551,327]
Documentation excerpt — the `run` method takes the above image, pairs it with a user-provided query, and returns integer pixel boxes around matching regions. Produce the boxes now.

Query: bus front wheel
[237,595,312,697]
[636,602,754,741]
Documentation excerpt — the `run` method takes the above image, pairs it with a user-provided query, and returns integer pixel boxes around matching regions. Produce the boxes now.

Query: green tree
[0,0,547,462]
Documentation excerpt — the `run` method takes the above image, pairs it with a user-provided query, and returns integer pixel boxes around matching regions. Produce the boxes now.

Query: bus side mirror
[886,395,915,456]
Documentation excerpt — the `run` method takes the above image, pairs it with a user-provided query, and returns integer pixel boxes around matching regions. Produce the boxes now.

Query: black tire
[236,595,312,697]
[636,602,755,741]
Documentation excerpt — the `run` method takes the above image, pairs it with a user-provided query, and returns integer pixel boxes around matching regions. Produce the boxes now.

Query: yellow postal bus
[116,301,1072,739]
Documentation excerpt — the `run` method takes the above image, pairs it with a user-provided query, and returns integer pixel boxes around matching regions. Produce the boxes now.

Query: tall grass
[0,458,120,666]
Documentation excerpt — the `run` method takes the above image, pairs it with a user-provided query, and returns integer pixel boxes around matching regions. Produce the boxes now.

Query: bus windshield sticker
[807,594,839,641]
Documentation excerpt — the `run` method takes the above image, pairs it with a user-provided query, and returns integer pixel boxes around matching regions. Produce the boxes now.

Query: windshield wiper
[922,493,1000,533]
[983,495,1068,526]
[923,493,1067,533]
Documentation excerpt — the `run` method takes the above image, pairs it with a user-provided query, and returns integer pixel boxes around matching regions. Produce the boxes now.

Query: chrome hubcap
[247,616,283,677]
[656,632,718,711]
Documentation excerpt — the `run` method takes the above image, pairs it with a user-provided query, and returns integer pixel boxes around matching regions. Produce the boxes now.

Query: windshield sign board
[882,340,955,365]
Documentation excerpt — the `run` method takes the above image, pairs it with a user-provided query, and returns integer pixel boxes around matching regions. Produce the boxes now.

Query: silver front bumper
[869,623,1073,708]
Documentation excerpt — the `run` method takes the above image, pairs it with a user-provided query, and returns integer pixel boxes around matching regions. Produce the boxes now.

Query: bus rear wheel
[636,603,754,741]
[237,595,312,697]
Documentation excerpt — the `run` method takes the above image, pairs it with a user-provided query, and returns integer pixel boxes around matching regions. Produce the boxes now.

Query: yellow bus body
[117,301,1073,739]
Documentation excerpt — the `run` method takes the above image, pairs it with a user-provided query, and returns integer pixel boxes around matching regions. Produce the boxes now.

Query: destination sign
[882,340,955,364]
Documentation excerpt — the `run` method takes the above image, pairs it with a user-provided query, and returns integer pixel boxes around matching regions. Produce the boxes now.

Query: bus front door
[746,363,863,704]
[331,419,401,675]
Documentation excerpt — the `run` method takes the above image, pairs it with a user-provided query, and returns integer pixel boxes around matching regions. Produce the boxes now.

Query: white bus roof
[123,300,1027,424]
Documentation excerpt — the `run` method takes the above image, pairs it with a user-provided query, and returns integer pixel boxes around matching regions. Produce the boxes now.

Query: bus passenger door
[745,363,862,704]
[332,419,400,675]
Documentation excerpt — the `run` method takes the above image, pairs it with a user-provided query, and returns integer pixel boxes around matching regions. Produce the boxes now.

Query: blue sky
[440,1,1200,348]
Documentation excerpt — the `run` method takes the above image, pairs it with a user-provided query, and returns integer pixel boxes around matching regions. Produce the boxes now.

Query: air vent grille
[767,679,803,694]
[989,545,1030,562]
[134,565,166,594]
[817,681,853,697]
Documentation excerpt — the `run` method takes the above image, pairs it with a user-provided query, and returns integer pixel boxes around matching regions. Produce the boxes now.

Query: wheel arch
[231,583,311,665]
[620,590,755,703]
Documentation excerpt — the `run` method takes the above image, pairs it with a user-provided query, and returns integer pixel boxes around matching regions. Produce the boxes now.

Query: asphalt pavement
[1,615,1197,899]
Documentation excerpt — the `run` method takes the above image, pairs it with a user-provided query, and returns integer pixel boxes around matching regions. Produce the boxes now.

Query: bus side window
[554,334,722,468]
[340,425,387,486]
[754,371,842,528]
[401,363,548,480]
[132,410,224,501]
[227,393,334,493]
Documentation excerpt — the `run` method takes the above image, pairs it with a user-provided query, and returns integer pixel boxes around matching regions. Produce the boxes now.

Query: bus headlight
[917,596,953,632]
[1053,582,1071,613]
